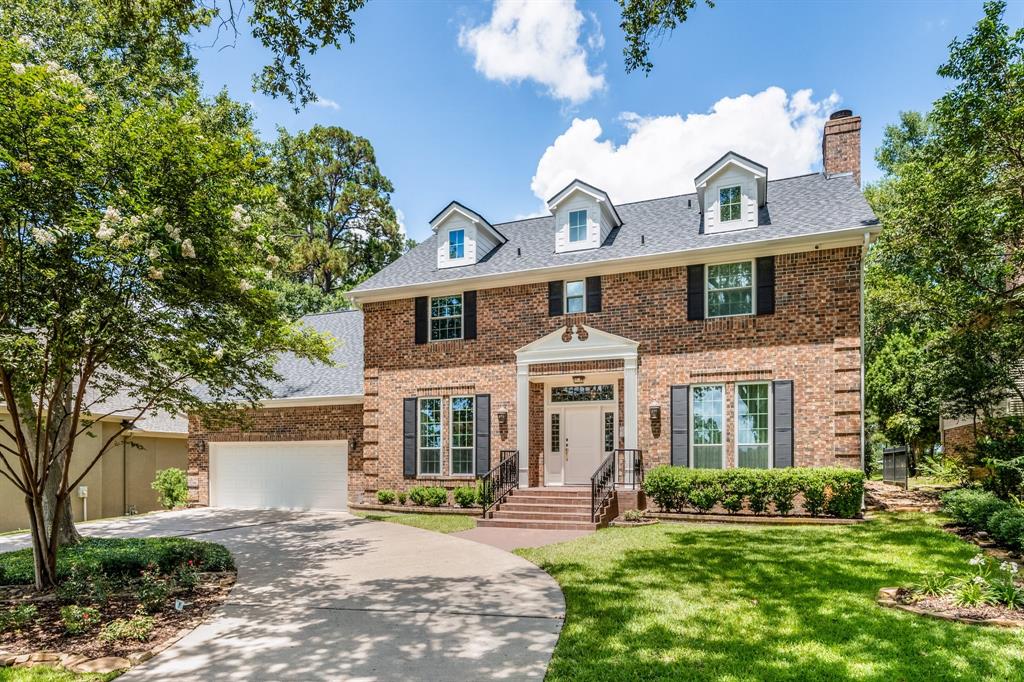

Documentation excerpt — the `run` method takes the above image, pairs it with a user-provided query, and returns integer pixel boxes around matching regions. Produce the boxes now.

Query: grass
[353,511,476,534]
[0,667,119,681]
[518,513,1024,681]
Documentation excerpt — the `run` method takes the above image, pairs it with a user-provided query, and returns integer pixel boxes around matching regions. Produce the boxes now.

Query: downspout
[860,232,869,474]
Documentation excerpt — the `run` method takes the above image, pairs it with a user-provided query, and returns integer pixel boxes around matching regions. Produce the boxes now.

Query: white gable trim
[515,324,639,366]
[546,180,623,227]
[429,202,506,243]
[695,152,768,212]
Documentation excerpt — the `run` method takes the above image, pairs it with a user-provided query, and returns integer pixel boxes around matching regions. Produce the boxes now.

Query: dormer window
[719,186,742,222]
[448,229,465,259]
[569,210,587,242]
[565,280,585,313]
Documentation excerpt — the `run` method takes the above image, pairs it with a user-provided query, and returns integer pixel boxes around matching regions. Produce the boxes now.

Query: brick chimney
[822,109,861,186]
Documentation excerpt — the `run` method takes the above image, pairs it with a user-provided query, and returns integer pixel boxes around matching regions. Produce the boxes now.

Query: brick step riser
[491,511,593,522]
[509,493,592,502]
[511,490,591,498]
[477,519,597,531]
[499,503,592,513]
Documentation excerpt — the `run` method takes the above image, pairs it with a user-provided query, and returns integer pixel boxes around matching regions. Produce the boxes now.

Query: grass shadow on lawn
[520,513,1024,681]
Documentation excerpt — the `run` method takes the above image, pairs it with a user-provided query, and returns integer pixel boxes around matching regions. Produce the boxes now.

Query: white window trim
[449,395,475,477]
[735,382,773,470]
[448,228,465,260]
[564,279,586,314]
[429,294,463,342]
[719,185,743,223]
[705,259,756,319]
[568,209,588,242]
[689,384,726,470]
[417,396,443,477]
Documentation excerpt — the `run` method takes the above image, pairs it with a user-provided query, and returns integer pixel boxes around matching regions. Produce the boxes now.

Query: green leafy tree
[151,468,189,510]
[618,0,714,74]
[0,36,329,589]
[866,1,1024,463]
[271,126,407,310]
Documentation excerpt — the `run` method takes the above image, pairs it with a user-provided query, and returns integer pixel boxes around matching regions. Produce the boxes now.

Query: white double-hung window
[719,185,742,222]
[418,397,442,475]
[565,280,585,313]
[737,383,771,468]
[706,261,754,317]
[568,209,587,242]
[450,396,475,476]
[448,229,465,259]
[430,295,462,341]
[691,385,724,469]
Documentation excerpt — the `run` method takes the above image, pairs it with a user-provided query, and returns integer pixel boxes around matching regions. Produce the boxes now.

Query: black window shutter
[548,281,563,316]
[756,256,776,315]
[687,265,705,321]
[403,397,417,477]
[670,385,689,467]
[773,380,794,468]
[586,276,602,313]
[414,297,428,345]
[475,394,491,476]
[463,291,477,340]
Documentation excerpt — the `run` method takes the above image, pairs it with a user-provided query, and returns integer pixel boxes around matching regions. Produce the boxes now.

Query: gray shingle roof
[353,173,878,294]
[262,309,364,399]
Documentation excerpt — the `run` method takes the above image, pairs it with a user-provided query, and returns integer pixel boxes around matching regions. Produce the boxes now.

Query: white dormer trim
[695,152,768,212]
[429,201,505,269]
[546,180,621,254]
[546,179,623,227]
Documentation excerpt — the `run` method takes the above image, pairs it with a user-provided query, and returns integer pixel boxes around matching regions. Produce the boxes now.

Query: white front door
[563,406,603,484]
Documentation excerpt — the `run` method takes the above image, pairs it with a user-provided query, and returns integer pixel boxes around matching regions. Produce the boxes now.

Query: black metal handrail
[480,449,519,516]
[591,449,644,522]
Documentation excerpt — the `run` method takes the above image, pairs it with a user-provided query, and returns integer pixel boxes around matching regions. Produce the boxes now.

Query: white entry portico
[515,324,639,486]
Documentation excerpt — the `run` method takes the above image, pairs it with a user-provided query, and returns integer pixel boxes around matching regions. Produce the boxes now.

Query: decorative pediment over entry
[515,324,639,365]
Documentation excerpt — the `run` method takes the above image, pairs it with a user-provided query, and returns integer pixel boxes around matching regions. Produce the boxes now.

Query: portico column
[516,363,530,486]
[624,356,639,450]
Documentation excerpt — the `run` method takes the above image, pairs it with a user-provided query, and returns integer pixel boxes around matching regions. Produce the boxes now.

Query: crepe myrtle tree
[0,38,330,589]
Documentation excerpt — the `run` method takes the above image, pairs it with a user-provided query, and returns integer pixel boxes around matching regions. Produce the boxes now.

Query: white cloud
[394,208,407,237]
[313,97,340,111]
[458,0,605,104]
[530,87,841,205]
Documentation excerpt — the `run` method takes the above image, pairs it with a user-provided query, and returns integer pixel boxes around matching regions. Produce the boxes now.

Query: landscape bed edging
[350,502,480,516]
[649,511,864,525]
[876,587,1024,628]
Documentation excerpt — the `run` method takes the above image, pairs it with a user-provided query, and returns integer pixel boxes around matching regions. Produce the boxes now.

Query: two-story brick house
[187,110,877,522]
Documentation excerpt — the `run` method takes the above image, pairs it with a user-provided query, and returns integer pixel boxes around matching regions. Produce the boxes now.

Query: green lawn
[0,667,118,681]
[518,513,1024,681]
[353,511,476,533]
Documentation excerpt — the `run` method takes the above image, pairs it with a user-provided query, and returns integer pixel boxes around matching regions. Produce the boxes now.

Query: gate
[882,446,909,489]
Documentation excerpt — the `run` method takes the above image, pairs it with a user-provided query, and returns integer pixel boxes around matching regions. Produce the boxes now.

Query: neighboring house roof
[260,309,364,401]
[351,172,878,296]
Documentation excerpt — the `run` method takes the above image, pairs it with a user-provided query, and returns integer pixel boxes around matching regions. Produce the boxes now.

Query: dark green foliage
[55,563,111,605]
[452,486,478,508]
[376,489,396,505]
[643,467,865,518]
[975,417,1024,499]
[0,538,233,586]
[408,486,447,507]
[940,488,1009,530]
[618,0,714,74]
[135,567,172,613]
[987,508,1024,551]
[0,604,37,633]
[60,605,99,634]
[151,467,188,509]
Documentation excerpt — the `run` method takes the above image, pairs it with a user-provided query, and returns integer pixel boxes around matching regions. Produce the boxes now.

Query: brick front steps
[479,487,598,531]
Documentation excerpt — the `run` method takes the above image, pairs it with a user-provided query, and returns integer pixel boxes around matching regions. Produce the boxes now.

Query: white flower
[16,35,36,51]
[128,215,140,228]
[114,233,132,248]
[275,196,287,209]
[230,204,250,229]
[102,206,121,224]
[11,63,25,75]
[96,224,115,241]
[44,60,59,73]
[266,254,280,267]
[972,575,986,585]
[148,267,163,280]
[180,238,196,258]
[151,206,165,218]
[969,554,986,567]
[147,245,160,260]
[60,71,83,88]
[165,224,181,242]
[239,279,253,293]
[256,234,265,243]
[1000,561,1019,575]
[32,228,56,246]
[212,348,224,360]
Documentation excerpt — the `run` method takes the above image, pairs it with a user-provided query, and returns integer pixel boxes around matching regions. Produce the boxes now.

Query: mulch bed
[0,571,235,659]
[878,587,1024,628]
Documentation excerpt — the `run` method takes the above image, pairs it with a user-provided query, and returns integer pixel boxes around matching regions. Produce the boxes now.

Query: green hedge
[644,466,865,518]
[0,537,234,586]
[941,487,1024,552]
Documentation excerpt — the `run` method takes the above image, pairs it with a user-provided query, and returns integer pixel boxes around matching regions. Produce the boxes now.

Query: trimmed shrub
[408,486,447,507]
[940,488,1009,530]
[376,489,396,505]
[453,486,477,508]
[151,467,188,510]
[643,466,865,518]
[397,491,407,505]
[987,507,1024,551]
[60,605,100,635]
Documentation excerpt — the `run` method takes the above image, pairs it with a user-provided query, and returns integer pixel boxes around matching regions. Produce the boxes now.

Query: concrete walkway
[0,509,564,681]
[454,526,593,552]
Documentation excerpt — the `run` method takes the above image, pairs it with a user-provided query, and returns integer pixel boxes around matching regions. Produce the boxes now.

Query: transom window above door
[568,209,587,242]
[706,261,754,318]
[430,295,462,340]
[551,384,614,402]
[565,280,585,313]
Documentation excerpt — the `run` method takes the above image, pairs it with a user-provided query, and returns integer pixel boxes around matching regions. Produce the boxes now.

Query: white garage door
[209,440,348,511]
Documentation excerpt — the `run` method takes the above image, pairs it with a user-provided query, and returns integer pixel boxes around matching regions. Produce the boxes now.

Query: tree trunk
[43,395,82,546]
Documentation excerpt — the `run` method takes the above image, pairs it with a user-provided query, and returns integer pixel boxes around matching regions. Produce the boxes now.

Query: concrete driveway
[0,509,564,680]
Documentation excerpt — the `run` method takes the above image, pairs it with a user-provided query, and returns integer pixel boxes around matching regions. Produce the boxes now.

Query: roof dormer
[695,152,767,234]
[546,180,622,254]
[429,201,505,269]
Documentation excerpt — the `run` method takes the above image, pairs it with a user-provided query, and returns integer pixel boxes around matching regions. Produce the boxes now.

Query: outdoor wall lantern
[496,407,508,425]
[572,375,586,385]
[649,402,661,421]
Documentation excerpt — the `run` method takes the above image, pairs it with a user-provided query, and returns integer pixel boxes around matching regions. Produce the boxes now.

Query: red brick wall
[187,404,363,506]
[943,422,978,460]
[357,246,864,502]
[822,113,862,185]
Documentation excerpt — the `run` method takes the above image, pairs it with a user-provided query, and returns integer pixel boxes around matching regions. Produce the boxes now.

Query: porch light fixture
[572,375,586,385]
[649,402,661,421]
[496,407,508,425]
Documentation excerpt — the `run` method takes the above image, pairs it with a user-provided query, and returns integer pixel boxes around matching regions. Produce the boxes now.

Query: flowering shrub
[909,554,1022,610]
[60,605,100,635]
[175,560,200,591]
[56,563,111,605]
[643,466,865,518]
[135,565,172,613]
[99,606,155,643]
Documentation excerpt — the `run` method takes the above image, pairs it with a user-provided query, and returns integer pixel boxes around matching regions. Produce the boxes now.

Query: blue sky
[193,0,1023,242]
